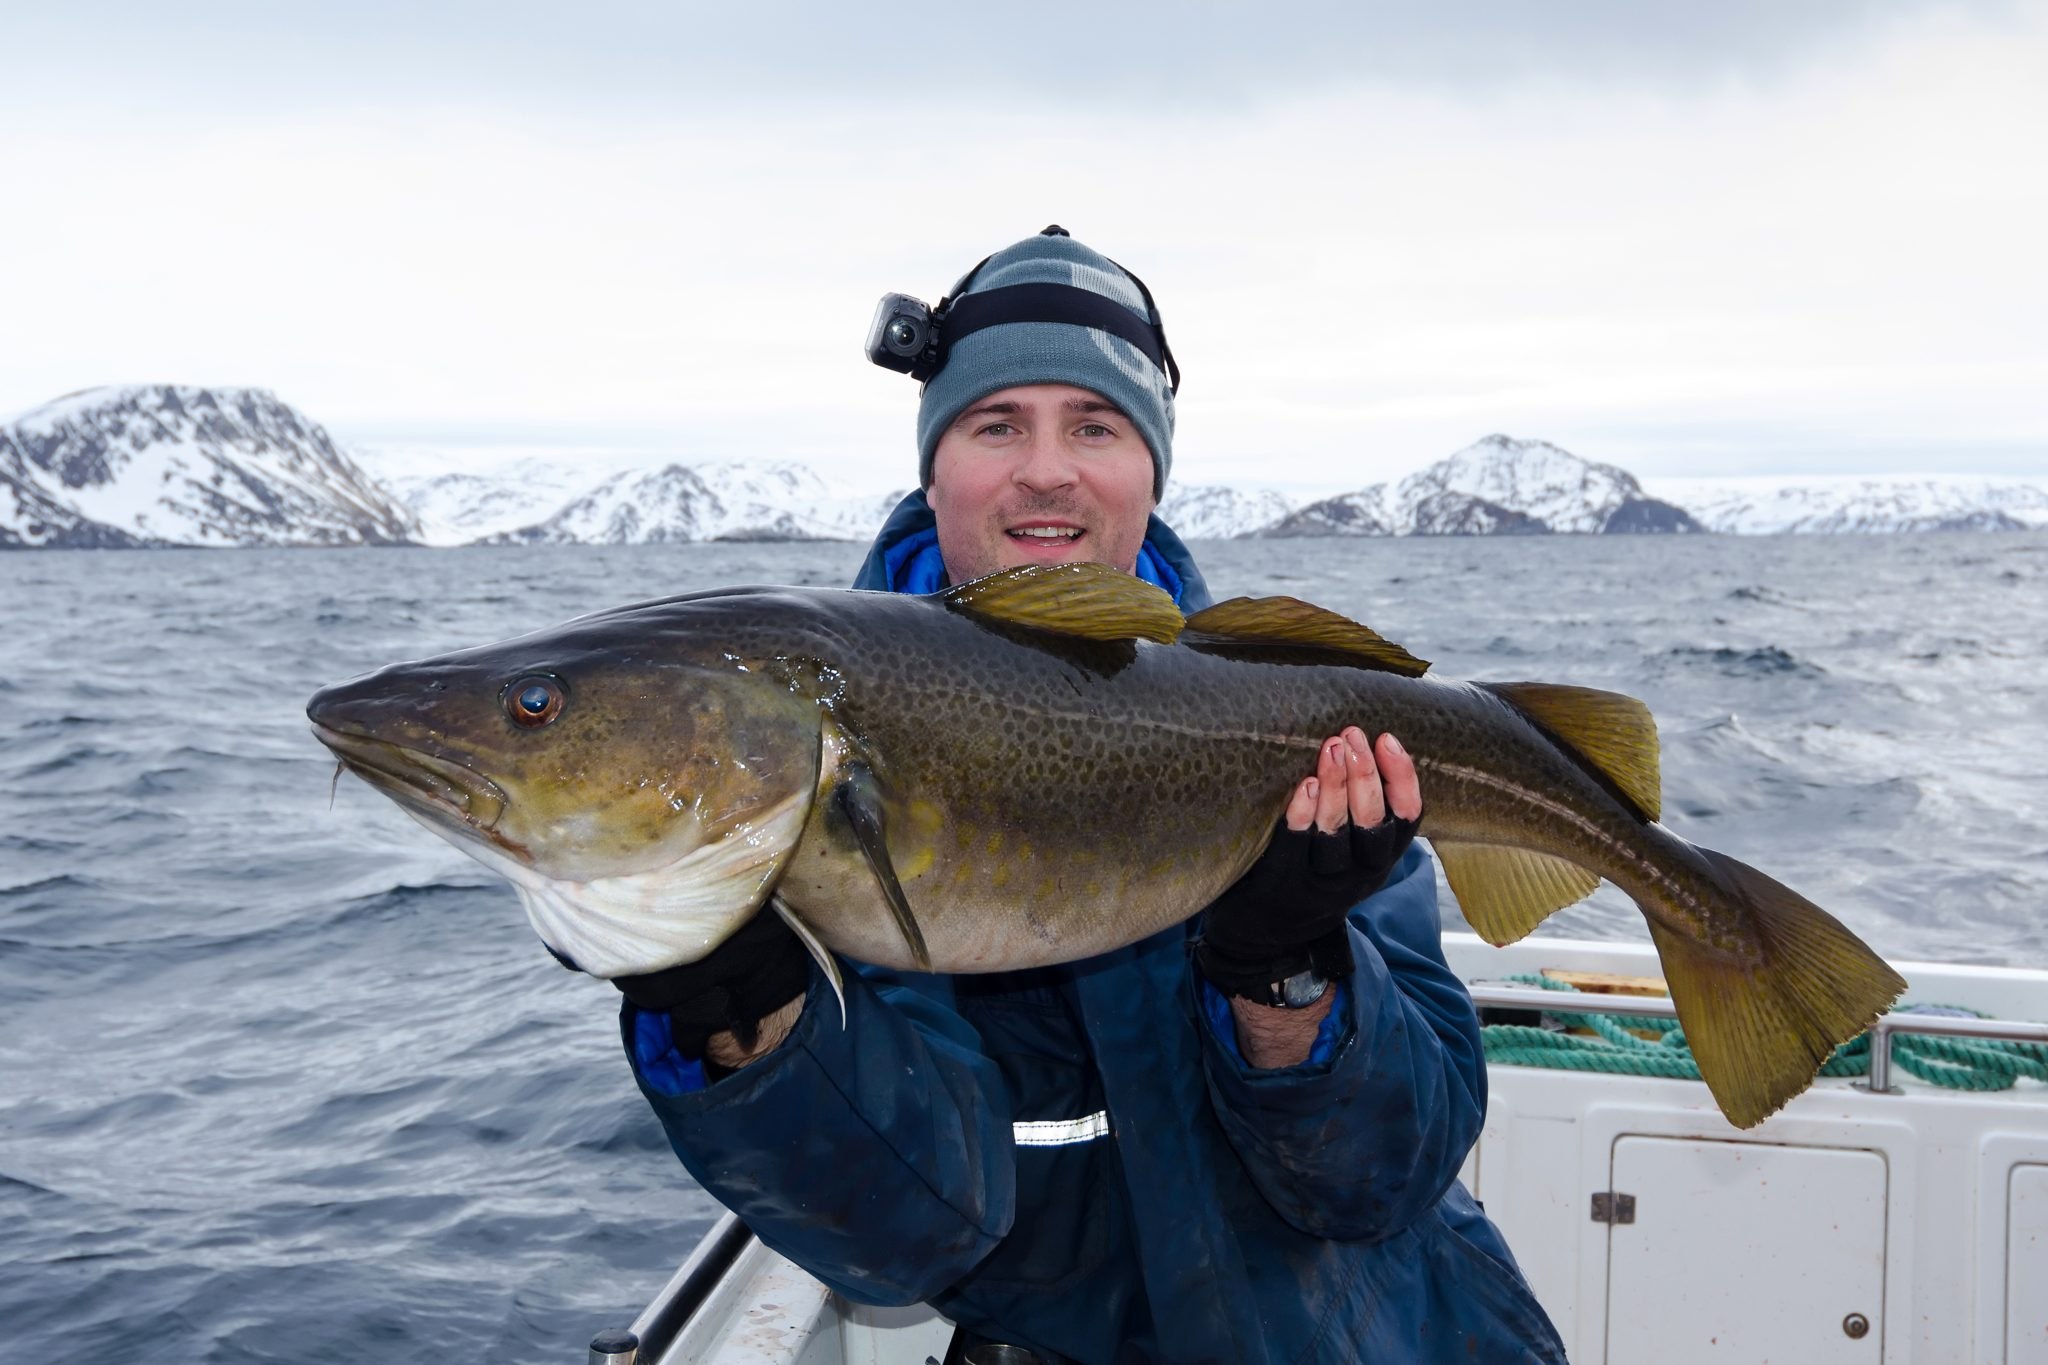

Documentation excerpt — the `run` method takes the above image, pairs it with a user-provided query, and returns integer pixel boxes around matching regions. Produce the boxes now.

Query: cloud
[6,0,2032,113]
[2,3,2042,488]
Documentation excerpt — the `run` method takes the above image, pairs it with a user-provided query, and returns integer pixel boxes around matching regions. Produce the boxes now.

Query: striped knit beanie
[917,229,1176,499]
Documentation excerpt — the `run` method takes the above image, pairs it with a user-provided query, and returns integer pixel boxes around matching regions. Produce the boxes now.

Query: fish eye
[505,676,566,728]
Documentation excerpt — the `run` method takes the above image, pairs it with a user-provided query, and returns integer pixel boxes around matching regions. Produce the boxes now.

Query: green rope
[1478,974,2048,1093]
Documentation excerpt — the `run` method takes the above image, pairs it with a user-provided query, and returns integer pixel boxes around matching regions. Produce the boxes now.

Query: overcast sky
[2,1,2043,494]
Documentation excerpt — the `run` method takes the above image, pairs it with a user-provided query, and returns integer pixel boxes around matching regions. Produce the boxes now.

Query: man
[615,228,1567,1364]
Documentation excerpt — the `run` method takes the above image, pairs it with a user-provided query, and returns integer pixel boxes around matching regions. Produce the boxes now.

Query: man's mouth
[1007,523,1084,544]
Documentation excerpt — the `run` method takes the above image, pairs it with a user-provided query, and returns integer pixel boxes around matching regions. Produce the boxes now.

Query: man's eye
[980,422,1016,437]
[1078,423,1112,438]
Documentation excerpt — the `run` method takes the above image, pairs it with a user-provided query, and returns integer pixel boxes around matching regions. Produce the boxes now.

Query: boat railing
[589,1210,753,1365]
[1465,983,2048,1096]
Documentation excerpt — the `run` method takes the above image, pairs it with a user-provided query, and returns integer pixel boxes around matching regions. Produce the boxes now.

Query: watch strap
[1195,925,1354,1007]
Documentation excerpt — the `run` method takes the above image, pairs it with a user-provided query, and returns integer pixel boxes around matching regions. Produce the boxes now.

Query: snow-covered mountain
[487,461,908,545]
[1153,484,1296,540]
[1262,488,1395,538]
[1261,435,1701,538]
[364,454,634,546]
[1,386,419,548]
[1644,475,2048,534]
[7,386,2040,548]
[1397,434,1694,534]
[379,433,2042,544]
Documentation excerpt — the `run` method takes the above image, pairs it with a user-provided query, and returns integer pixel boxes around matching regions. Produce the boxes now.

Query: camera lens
[886,318,922,353]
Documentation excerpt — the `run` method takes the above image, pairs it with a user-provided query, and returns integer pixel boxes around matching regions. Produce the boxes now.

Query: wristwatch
[1261,967,1331,1010]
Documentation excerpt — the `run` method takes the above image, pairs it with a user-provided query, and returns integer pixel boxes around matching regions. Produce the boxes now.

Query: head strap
[932,246,1180,395]
[939,283,1174,387]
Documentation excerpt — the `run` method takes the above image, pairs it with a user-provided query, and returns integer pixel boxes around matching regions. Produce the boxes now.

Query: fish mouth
[311,723,514,844]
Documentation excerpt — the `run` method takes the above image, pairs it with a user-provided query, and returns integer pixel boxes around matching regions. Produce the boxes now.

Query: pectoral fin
[772,895,846,1026]
[834,760,933,972]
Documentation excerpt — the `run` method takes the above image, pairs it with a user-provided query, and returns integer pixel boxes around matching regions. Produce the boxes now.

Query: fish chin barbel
[308,563,1904,1129]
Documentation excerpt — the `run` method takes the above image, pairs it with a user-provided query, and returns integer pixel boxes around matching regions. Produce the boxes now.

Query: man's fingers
[1285,776,1318,832]
[1292,732,1411,835]
[1314,737,1348,833]
[1376,733,1423,822]
[1343,726,1386,828]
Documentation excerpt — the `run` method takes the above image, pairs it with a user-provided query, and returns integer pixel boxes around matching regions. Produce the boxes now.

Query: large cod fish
[308,562,1903,1128]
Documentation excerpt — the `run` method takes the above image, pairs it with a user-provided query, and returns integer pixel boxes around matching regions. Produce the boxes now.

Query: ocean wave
[0,1170,70,1201]
[22,714,114,731]
[1726,584,1804,607]
[120,767,197,798]
[1661,643,1825,678]
[7,744,135,780]
[0,872,101,898]
[1660,711,1792,772]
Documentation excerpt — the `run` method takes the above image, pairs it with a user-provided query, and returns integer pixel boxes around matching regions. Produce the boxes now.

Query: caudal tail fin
[1647,845,1905,1129]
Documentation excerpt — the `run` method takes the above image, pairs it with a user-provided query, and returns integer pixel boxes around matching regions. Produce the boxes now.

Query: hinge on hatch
[1590,1191,1636,1224]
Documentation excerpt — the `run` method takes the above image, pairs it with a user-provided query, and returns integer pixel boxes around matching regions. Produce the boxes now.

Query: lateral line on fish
[1419,757,1710,929]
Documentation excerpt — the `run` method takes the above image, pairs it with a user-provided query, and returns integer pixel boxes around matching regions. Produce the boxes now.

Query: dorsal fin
[1182,597,1430,677]
[940,563,1183,644]
[1482,681,1662,821]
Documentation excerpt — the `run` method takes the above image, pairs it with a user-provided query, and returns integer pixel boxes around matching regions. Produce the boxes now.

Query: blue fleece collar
[882,524,1186,603]
[853,490,1213,612]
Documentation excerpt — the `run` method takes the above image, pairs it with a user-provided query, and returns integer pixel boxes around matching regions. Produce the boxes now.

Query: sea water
[2,533,2044,1362]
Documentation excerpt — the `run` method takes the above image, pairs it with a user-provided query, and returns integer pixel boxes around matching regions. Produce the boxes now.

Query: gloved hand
[611,910,811,1061]
[1196,728,1422,1003]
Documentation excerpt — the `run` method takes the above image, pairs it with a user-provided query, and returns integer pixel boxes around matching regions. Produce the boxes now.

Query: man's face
[926,383,1157,583]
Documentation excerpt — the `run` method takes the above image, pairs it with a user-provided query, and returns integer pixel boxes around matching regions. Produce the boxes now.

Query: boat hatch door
[1603,1137,1886,1364]
[2012,1165,2048,1364]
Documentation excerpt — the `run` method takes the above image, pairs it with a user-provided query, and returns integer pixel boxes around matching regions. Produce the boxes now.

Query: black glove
[611,910,811,1061]
[1195,813,1420,1003]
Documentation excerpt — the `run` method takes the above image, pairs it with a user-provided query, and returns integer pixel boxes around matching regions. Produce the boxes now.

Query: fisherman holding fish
[610,229,1566,1364]
[312,226,1904,1357]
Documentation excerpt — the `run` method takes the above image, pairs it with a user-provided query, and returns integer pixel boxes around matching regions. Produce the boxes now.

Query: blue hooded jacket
[623,492,1567,1364]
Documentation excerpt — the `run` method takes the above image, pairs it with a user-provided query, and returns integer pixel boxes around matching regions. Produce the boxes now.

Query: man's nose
[1011,428,1078,490]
